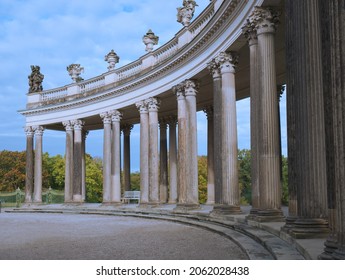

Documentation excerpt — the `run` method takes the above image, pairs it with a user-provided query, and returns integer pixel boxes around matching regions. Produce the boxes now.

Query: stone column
[283,1,329,236]
[250,7,284,221]
[121,124,133,191]
[24,126,34,203]
[33,126,44,203]
[242,20,260,215]
[173,84,188,208]
[207,59,223,207]
[100,112,112,204]
[167,116,178,204]
[148,97,160,205]
[213,52,241,214]
[174,81,199,210]
[81,130,88,202]
[73,120,84,202]
[159,117,168,203]
[111,110,122,204]
[63,121,74,203]
[319,0,345,259]
[184,80,199,208]
[203,106,215,205]
[136,100,150,205]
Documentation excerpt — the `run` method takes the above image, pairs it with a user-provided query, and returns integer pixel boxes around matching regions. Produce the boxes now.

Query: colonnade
[23,3,345,259]
[24,6,283,216]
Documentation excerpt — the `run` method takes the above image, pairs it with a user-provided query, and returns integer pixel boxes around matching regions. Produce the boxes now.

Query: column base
[318,239,339,259]
[72,194,83,203]
[282,218,329,239]
[245,207,260,220]
[281,215,298,231]
[251,209,285,222]
[173,203,200,213]
[168,200,177,204]
[211,204,242,215]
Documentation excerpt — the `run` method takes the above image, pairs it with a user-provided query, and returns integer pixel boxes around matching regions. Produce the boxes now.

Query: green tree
[281,155,289,205]
[0,150,26,192]
[198,156,208,204]
[85,154,103,202]
[238,149,251,205]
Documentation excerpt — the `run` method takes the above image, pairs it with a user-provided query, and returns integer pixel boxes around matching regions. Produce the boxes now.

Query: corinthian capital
[172,83,185,99]
[72,119,84,130]
[249,6,280,35]
[215,51,239,74]
[121,124,134,136]
[33,125,44,136]
[24,126,34,137]
[147,97,160,112]
[111,110,123,122]
[62,120,74,131]
[242,18,257,43]
[184,79,199,96]
[207,59,221,79]
[136,100,149,113]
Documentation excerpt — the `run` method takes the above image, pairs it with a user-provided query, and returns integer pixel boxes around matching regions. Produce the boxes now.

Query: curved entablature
[19,0,286,129]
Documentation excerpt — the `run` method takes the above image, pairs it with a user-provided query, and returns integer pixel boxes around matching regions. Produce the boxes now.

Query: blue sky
[0,0,287,171]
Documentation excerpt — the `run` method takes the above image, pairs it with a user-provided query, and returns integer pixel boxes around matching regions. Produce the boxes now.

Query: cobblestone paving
[0,213,248,260]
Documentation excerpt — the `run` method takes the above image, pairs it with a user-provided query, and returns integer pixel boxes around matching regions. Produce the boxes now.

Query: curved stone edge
[5,206,304,260]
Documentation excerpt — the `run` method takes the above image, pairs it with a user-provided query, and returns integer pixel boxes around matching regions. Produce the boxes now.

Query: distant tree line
[0,149,288,205]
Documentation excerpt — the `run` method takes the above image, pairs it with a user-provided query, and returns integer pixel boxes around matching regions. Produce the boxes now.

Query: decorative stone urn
[104,50,120,71]
[142,29,159,52]
[177,0,198,27]
[67,64,84,82]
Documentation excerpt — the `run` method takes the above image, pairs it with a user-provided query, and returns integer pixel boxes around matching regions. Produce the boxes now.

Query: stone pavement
[2,203,326,260]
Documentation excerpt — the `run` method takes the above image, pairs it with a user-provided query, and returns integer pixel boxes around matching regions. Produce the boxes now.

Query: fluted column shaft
[284,1,328,236]
[73,120,84,202]
[81,131,87,202]
[174,85,188,206]
[24,127,34,203]
[101,113,112,203]
[63,121,74,203]
[136,101,149,204]
[319,0,345,259]
[220,54,240,209]
[248,7,284,221]
[209,52,241,214]
[243,22,260,213]
[203,107,215,205]
[167,116,178,204]
[148,97,160,204]
[33,126,44,203]
[111,111,122,203]
[207,62,222,205]
[159,119,168,203]
[184,80,199,206]
[122,124,133,191]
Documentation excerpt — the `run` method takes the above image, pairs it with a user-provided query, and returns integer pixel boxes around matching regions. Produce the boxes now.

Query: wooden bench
[121,191,141,204]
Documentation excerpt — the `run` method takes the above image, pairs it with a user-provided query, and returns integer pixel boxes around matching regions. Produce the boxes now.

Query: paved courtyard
[0,212,248,260]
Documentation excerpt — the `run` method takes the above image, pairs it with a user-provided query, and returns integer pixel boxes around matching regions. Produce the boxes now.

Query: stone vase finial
[28,65,44,93]
[177,0,198,27]
[67,64,84,82]
[104,50,120,71]
[142,29,159,52]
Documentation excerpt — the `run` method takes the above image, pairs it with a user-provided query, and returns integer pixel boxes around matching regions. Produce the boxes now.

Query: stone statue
[28,65,44,93]
[142,29,159,52]
[177,0,198,27]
